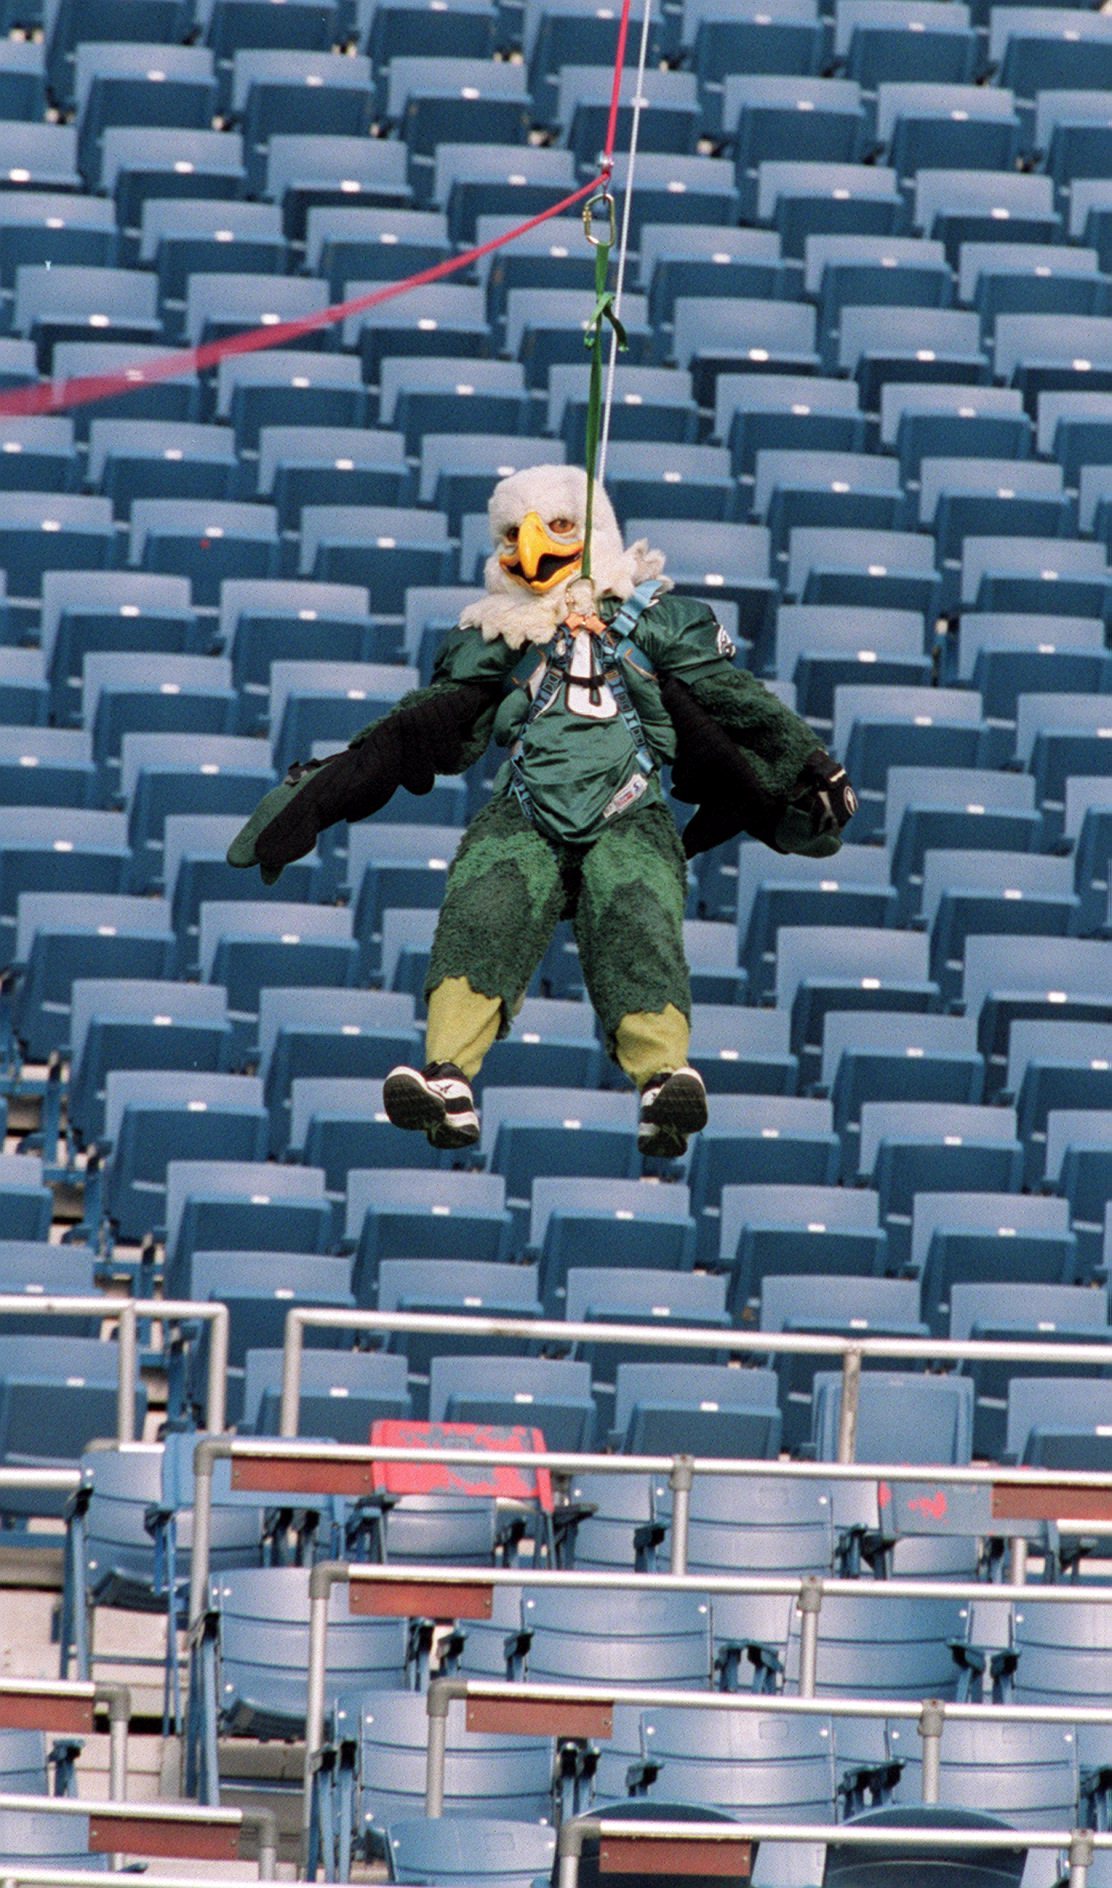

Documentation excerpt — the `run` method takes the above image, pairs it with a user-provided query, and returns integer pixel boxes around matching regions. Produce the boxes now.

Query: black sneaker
[382,1062,480,1150]
[637,1066,708,1158]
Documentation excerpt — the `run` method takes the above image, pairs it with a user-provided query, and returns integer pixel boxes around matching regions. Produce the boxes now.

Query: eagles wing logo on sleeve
[716,623,737,660]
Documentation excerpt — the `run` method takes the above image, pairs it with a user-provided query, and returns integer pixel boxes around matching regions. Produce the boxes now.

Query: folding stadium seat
[628,1703,838,1834]
[724,76,865,223]
[191,1566,407,1805]
[0,1156,52,1242]
[858,1099,1024,1264]
[260,426,410,537]
[0,416,75,498]
[472,214,587,343]
[240,1341,407,1437]
[919,458,1071,611]
[129,499,280,613]
[0,1808,101,1868]
[624,516,777,644]
[551,361,697,463]
[1046,1108,1112,1279]
[1015,692,1112,841]
[763,1273,927,1452]
[258,986,419,1155]
[756,161,905,263]
[340,1692,551,1860]
[1005,1375,1112,1470]
[0,648,46,729]
[718,1184,886,1319]
[88,419,237,518]
[838,305,987,414]
[823,1012,984,1182]
[52,339,201,437]
[475,995,602,1094]
[1073,178,1112,276]
[264,134,410,243]
[202,0,341,95]
[350,282,490,387]
[835,0,978,87]
[961,241,1109,341]
[13,890,173,1062]
[268,659,415,781]
[183,270,329,353]
[382,357,538,458]
[221,577,385,728]
[164,1159,333,1281]
[121,731,275,893]
[232,50,373,192]
[428,1353,596,1450]
[529,1175,695,1314]
[686,1004,797,1096]
[951,1278,1104,1459]
[812,1366,974,1464]
[377,905,441,1001]
[962,532,1112,624]
[785,527,941,623]
[0,725,95,811]
[385,57,529,198]
[1040,387,1112,490]
[67,976,233,1145]
[0,808,131,961]
[290,1074,443,1184]
[417,433,557,538]
[883,1718,1079,1848]
[737,841,895,1000]
[991,5,1112,111]
[775,926,937,1083]
[1008,1016,1112,1183]
[0,37,44,123]
[218,354,368,461]
[915,173,1060,279]
[876,81,1020,180]
[636,225,787,341]
[0,193,116,322]
[0,1332,130,1497]
[431,142,575,247]
[480,1088,640,1214]
[508,284,645,393]
[522,1582,712,1684]
[0,123,78,195]
[884,768,1042,920]
[381,1818,557,1887]
[996,312,1112,413]
[922,849,1079,1009]
[1067,774,1112,934]
[603,151,741,252]
[753,448,905,566]
[951,613,1110,724]
[86,653,237,800]
[360,0,495,81]
[963,932,1112,1094]
[198,901,359,1055]
[0,495,115,633]
[807,234,954,368]
[75,43,218,191]
[1074,461,1112,550]
[690,1097,841,1266]
[771,605,929,720]
[344,819,459,962]
[558,64,700,173]
[305,203,448,309]
[102,1069,268,1242]
[345,1166,511,1298]
[881,383,1032,485]
[185,1244,354,1366]
[688,0,827,138]
[299,504,455,614]
[376,1261,541,1410]
[914,1192,1080,1340]
[101,128,248,254]
[833,685,988,836]
[564,1266,728,1407]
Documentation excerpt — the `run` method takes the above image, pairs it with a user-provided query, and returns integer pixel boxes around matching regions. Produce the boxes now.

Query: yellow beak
[499,509,584,593]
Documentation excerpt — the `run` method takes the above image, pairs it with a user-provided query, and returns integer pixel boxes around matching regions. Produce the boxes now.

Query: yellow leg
[425,976,503,1082]
[614,1004,691,1093]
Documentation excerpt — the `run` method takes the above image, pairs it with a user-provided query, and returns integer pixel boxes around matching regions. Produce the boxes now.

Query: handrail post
[187,1438,217,1630]
[1010,1537,1028,1586]
[302,1560,343,1877]
[919,1699,945,1804]
[797,1576,823,1698]
[669,1455,694,1575]
[280,1310,304,1438]
[99,1683,130,1800]
[426,1681,451,1816]
[252,1806,279,1880]
[1070,1829,1094,1887]
[836,1347,862,1464]
[205,1304,229,1436]
[116,1300,137,1445]
[558,1816,588,1888]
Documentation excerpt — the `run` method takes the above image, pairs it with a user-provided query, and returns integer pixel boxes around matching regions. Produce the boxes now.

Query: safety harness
[508,576,665,828]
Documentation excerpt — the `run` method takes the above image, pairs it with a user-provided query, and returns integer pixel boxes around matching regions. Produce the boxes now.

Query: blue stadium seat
[838,305,987,413]
[360,0,495,90]
[1006,1374,1112,1469]
[382,357,537,456]
[15,260,161,370]
[997,311,1112,413]
[0,648,46,726]
[101,128,247,249]
[757,161,904,263]
[785,527,940,624]
[602,150,740,250]
[962,934,1112,1093]
[164,815,320,979]
[0,122,78,194]
[808,234,954,368]
[990,4,1112,115]
[345,1167,512,1304]
[216,349,368,453]
[952,613,1111,725]
[88,418,237,517]
[345,820,461,968]
[306,202,448,307]
[431,142,574,246]
[726,76,864,221]
[951,1278,1106,1460]
[478,995,602,1094]
[0,494,115,631]
[129,499,280,612]
[961,240,1109,338]
[884,1718,1078,1840]
[290,1075,444,1185]
[914,170,1059,267]
[299,503,454,613]
[0,807,131,961]
[85,651,237,800]
[185,1248,353,1367]
[689,0,827,137]
[880,383,1032,485]
[737,840,895,1000]
[74,42,217,188]
[53,337,201,434]
[718,1183,886,1318]
[754,448,905,562]
[164,1158,332,1281]
[529,1175,696,1314]
[1014,691,1112,841]
[141,194,288,315]
[269,660,416,780]
[241,1342,407,1438]
[1066,775,1112,936]
[776,926,937,1083]
[834,684,987,835]
[523,1583,712,1685]
[258,985,419,1155]
[183,269,328,354]
[835,0,978,87]
[564,1268,729,1438]
[858,1099,1024,1263]
[233,50,373,189]
[1046,1107,1112,1279]
[687,1003,797,1094]
[915,1192,1080,1339]
[383,1817,556,1887]
[221,577,385,729]
[559,64,699,172]
[264,133,410,243]
[103,1070,268,1243]
[0,193,115,312]
[689,1096,841,1265]
[1008,1017,1112,1183]
[920,457,1070,609]
[385,57,529,198]
[12,889,174,1062]
[813,1366,974,1465]
[772,603,929,722]
[877,81,1020,178]
[429,1352,596,1451]
[258,424,411,534]
[883,768,1042,921]
[0,725,95,810]
[481,1086,640,1211]
[121,731,275,893]
[763,1273,926,1452]
[198,900,358,1057]
[68,976,233,1145]
[1039,385,1112,485]
[624,516,777,644]
[0,1156,51,1243]
[960,533,1112,619]
[922,849,1079,1007]
[0,416,77,496]
[822,1012,984,1181]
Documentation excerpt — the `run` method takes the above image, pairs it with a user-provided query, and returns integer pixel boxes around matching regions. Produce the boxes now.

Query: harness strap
[508,579,665,827]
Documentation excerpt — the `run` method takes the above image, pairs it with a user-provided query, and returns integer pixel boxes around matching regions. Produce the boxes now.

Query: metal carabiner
[582,189,616,248]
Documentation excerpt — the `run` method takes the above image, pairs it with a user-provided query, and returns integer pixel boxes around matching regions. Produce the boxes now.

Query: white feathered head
[459,463,670,649]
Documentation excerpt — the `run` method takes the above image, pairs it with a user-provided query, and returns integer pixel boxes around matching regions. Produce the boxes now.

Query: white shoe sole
[382,1067,480,1150]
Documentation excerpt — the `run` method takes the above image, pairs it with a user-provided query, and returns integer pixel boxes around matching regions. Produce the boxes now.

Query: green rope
[580,221,626,585]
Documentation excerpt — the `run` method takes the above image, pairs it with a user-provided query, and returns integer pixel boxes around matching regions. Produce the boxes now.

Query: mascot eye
[549,516,575,535]
[504,526,519,544]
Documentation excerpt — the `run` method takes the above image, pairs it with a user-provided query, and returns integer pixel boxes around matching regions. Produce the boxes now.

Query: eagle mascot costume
[229,464,856,1156]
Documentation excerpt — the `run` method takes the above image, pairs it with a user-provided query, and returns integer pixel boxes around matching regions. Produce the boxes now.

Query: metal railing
[0,1296,229,1440]
[0,1795,277,1879]
[278,1304,1112,1463]
[0,1680,130,1800]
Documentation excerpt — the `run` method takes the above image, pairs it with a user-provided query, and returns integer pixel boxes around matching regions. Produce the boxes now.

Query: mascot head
[460,463,669,648]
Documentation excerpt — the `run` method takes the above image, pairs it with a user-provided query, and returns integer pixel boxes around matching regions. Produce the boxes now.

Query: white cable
[597,0,654,486]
